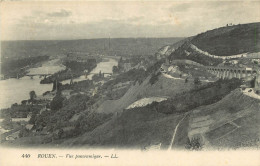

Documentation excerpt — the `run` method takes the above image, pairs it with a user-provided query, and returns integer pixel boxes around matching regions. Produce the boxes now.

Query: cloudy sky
[0,1,259,40]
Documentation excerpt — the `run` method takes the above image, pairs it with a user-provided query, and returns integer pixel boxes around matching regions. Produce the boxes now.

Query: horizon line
[1,36,187,42]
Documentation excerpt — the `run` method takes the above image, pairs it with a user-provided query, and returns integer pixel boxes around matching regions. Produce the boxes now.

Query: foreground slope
[189,89,260,149]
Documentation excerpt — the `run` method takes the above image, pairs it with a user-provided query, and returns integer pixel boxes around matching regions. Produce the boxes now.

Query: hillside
[2,22,260,150]
[59,79,245,149]
[189,89,260,149]
[155,37,192,58]
[95,72,195,114]
[191,22,260,56]
[169,22,260,66]
[62,109,185,149]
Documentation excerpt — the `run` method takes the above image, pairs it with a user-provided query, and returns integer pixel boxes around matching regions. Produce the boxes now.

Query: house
[61,90,74,99]
[168,65,184,78]
[12,113,31,123]
[168,66,179,73]
[25,124,34,130]
[160,64,170,73]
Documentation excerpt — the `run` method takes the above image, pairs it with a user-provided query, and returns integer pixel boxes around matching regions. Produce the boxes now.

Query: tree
[194,77,201,86]
[29,91,37,104]
[19,128,30,138]
[185,137,203,150]
[52,80,62,91]
[250,77,256,88]
[112,66,119,74]
[2,116,13,129]
[50,93,64,111]
[29,113,37,124]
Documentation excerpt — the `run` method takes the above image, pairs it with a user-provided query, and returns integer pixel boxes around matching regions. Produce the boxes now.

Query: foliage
[102,68,146,91]
[145,59,164,77]
[149,72,161,85]
[1,116,13,129]
[64,59,97,72]
[193,77,201,86]
[92,73,104,82]
[19,128,30,138]
[29,113,37,125]
[0,105,41,119]
[112,66,119,74]
[52,81,62,91]
[40,60,97,84]
[185,137,203,150]
[29,91,37,103]
[50,93,65,111]
[150,101,176,114]
[1,55,49,76]
[250,77,256,88]
[60,79,94,92]
[129,78,242,114]
[191,22,260,56]
[76,112,112,133]
[169,42,223,66]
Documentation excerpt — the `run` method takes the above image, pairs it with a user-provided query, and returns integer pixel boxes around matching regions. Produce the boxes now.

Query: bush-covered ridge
[191,22,260,56]
[128,78,242,114]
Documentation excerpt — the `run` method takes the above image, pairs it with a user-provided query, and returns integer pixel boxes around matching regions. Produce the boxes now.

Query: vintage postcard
[0,0,260,165]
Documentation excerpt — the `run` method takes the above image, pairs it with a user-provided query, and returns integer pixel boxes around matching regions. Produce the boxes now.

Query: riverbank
[0,58,118,109]
[39,59,98,84]
[0,57,118,143]
[0,59,65,109]
[1,55,50,80]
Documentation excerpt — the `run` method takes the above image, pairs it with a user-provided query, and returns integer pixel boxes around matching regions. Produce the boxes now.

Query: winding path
[168,113,189,150]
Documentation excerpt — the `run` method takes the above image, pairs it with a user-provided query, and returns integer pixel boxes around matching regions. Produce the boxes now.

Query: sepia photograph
[0,0,260,165]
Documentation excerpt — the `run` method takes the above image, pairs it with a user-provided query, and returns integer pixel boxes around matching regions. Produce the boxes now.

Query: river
[0,58,118,109]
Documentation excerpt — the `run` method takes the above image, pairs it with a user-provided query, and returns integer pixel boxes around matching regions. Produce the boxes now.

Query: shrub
[149,72,161,85]
[19,128,30,138]
[185,137,203,150]
[50,93,65,111]
[194,77,201,85]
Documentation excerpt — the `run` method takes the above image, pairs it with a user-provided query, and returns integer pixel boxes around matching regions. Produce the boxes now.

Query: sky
[0,1,260,40]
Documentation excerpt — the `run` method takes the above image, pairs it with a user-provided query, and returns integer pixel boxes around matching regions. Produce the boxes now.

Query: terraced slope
[188,89,260,149]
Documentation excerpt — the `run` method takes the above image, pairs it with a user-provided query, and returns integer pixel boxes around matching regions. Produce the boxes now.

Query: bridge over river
[24,71,113,80]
